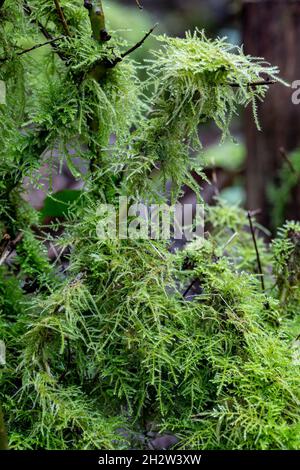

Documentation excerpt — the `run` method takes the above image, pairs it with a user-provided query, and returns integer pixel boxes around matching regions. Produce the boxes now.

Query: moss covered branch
[84,0,111,42]
[53,0,71,36]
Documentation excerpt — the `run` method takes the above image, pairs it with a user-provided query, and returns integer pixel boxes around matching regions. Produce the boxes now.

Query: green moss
[0,0,299,451]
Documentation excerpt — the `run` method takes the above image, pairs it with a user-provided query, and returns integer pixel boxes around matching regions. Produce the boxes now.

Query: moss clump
[0,0,299,450]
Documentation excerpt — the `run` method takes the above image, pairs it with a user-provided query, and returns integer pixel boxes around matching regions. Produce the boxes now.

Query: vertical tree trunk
[0,405,8,450]
[243,0,300,228]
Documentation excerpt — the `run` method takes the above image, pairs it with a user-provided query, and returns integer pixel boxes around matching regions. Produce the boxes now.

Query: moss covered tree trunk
[243,0,300,228]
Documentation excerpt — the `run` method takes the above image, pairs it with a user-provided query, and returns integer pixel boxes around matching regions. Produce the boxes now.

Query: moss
[0,0,299,450]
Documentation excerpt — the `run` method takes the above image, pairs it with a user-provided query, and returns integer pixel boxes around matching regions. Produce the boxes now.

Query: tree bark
[243,0,300,229]
[0,405,8,450]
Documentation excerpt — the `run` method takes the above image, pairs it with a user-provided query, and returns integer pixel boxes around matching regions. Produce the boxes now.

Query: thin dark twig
[183,278,198,298]
[23,1,53,40]
[121,23,158,59]
[105,24,157,68]
[0,36,64,63]
[53,0,71,36]
[17,36,64,56]
[23,1,67,62]
[229,79,276,88]
[247,211,265,292]
[279,147,297,174]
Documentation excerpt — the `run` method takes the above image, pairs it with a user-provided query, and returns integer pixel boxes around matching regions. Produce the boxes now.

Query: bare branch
[121,23,158,60]
[0,36,64,63]
[182,278,198,298]
[279,147,297,174]
[247,211,265,292]
[108,23,158,67]
[229,79,276,88]
[53,0,71,36]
